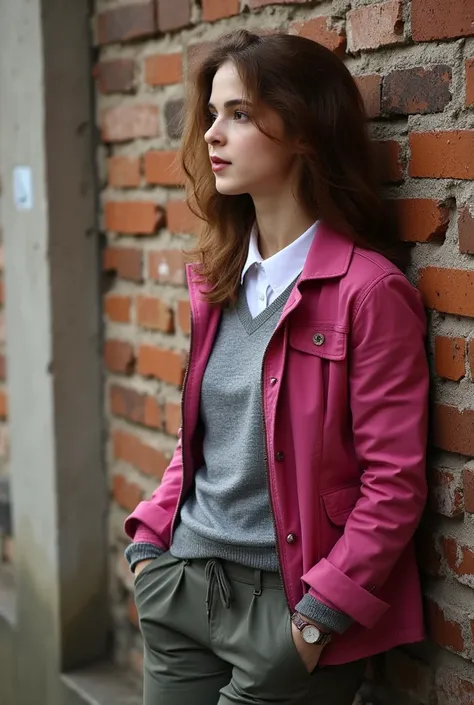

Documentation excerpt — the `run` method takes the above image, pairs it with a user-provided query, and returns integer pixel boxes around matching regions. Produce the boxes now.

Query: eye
[234,110,249,121]
[207,112,217,124]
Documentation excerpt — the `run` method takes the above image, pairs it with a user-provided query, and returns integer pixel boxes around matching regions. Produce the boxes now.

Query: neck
[253,194,315,260]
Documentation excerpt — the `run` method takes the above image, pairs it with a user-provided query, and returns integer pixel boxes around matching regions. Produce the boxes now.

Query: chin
[215,181,247,196]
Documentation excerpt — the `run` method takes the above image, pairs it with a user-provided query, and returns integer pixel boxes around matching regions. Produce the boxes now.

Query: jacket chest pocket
[288,323,348,361]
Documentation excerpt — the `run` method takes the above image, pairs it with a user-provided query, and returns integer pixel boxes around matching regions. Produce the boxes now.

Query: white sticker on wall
[13,166,33,211]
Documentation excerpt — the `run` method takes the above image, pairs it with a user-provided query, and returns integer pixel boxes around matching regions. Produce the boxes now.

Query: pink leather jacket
[125,222,429,666]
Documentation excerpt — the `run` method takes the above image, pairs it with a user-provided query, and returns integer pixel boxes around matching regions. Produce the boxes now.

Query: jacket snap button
[312,333,325,346]
[270,377,278,385]
[276,451,284,462]
[286,533,296,544]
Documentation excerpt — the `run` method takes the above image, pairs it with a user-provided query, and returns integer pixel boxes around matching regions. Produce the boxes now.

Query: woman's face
[204,61,296,198]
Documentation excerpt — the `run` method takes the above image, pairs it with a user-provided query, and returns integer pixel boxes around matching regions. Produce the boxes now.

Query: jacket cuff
[302,558,390,629]
[124,542,165,573]
[295,593,353,635]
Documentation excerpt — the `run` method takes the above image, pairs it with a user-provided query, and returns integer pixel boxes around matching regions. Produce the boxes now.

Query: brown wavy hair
[180,29,406,306]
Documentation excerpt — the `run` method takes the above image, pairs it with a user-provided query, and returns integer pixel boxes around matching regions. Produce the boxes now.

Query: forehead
[209,62,245,105]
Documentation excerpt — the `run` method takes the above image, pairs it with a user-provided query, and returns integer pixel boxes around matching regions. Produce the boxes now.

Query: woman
[124,30,429,705]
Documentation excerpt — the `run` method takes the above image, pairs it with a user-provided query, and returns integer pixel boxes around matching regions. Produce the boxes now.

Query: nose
[204,118,226,146]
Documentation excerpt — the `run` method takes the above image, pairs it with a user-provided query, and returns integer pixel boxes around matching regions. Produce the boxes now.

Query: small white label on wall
[13,166,33,211]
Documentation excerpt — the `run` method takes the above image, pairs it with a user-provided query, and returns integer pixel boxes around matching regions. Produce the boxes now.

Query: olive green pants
[134,551,365,705]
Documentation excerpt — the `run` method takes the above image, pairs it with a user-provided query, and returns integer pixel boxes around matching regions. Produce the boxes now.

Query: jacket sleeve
[301,273,429,629]
[123,429,184,550]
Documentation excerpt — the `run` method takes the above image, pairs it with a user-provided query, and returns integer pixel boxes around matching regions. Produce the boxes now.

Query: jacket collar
[299,220,354,282]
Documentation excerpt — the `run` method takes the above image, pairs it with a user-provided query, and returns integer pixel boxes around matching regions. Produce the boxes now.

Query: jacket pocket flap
[321,484,361,525]
[289,325,347,360]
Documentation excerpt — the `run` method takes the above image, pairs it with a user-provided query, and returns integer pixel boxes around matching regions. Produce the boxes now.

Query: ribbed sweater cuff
[124,542,165,573]
[295,593,353,635]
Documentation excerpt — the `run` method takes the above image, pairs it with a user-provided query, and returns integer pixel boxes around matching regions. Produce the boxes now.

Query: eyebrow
[207,99,253,110]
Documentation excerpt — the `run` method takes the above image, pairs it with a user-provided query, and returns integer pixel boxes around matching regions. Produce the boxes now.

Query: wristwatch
[291,612,332,646]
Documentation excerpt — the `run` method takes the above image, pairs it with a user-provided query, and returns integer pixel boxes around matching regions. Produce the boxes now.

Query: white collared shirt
[241,222,319,318]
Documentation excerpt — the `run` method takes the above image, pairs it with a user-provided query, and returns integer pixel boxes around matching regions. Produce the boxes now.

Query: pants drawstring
[253,569,262,597]
[205,559,233,618]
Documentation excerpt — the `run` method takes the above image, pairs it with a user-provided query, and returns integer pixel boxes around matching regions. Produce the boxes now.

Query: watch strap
[291,612,332,646]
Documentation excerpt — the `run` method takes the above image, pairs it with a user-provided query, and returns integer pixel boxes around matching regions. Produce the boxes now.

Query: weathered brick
[428,466,464,517]
[290,17,346,55]
[385,649,433,705]
[458,207,474,254]
[166,200,200,234]
[382,66,451,115]
[113,474,142,512]
[442,537,474,577]
[148,249,186,285]
[354,75,382,119]
[164,99,184,140]
[145,53,182,86]
[412,0,474,41]
[426,599,465,653]
[202,0,239,21]
[249,0,312,6]
[137,345,185,386]
[373,140,404,183]
[0,391,8,420]
[463,464,474,513]
[108,156,141,188]
[409,131,474,179]
[144,151,184,186]
[435,336,466,381]
[470,341,474,380]
[103,247,143,282]
[418,267,474,317]
[177,299,190,335]
[136,295,174,333]
[164,402,181,436]
[110,384,162,429]
[347,1,403,52]
[98,2,157,45]
[390,199,449,243]
[0,354,6,381]
[113,429,170,479]
[104,294,132,323]
[465,59,474,106]
[156,0,192,32]
[104,340,135,375]
[96,59,135,94]
[432,404,474,456]
[436,668,474,705]
[0,280,5,306]
[105,201,163,236]
[101,105,159,143]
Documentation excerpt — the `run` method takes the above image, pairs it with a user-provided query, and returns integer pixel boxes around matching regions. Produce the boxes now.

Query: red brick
[382,66,451,115]
[418,267,474,317]
[409,131,474,179]
[144,151,184,186]
[105,201,163,236]
[0,280,5,306]
[109,384,162,429]
[470,341,474,380]
[385,649,433,705]
[104,294,132,323]
[347,1,403,52]
[97,2,156,45]
[429,467,464,517]
[354,75,382,119]
[104,340,135,375]
[465,59,474,106]
[166,200,201,234]
[249,0,313,6]
[436,668,474,705]
[113,429,170,479]
[202,0,239,21]
[373,140,404,183]
[156,0,192,32]
[0,354,6,381]
[435,336,465,381]
[148,249,186,285]
[108,156,141,188]
[112,474,142,512]
[145,53,182,86]
[442,538,474,577]
[138,345,185,386]
[136,296,174,333]
[390,199,449,243]
[464,465,474,513]
[0,390,8,420]
[103,247,143,282]
[101,105,159,143]
[177,299,190,335]
[164,402,181,436]
[432,404,474,456]
[290,17,346,56]
[458,207,474,254]
[426,599,465,653]
[96,59,135,94]
[412,0,474,41]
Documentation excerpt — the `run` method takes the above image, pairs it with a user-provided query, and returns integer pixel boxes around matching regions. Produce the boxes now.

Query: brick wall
[93,1,474,701]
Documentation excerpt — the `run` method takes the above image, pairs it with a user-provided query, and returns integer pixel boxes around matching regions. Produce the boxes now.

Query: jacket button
[312,333,325,346]
[270,377,278,385]
[276,451,284,462]
[286,533,296,544]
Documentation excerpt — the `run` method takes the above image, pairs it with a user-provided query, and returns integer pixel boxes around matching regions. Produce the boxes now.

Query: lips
[211,156,231,165]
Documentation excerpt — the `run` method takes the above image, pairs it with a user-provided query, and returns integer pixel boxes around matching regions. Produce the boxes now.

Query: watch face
[302,625,320,644]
